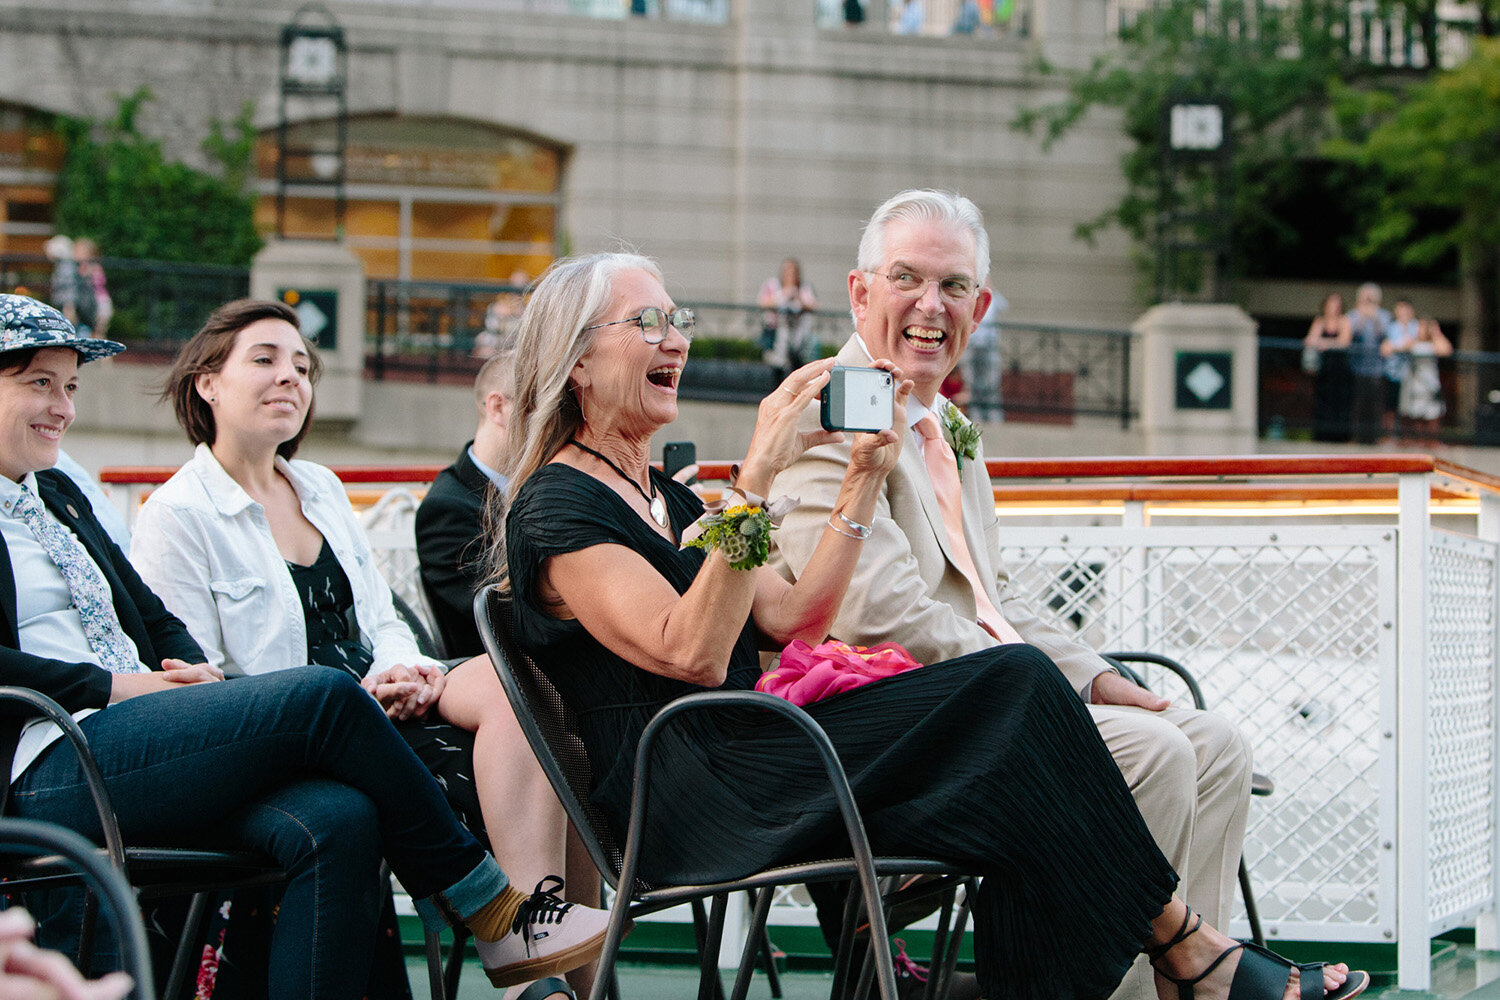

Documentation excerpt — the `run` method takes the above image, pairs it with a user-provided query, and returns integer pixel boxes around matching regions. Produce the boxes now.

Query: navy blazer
[414,444,497,659]
[0,469,204,792]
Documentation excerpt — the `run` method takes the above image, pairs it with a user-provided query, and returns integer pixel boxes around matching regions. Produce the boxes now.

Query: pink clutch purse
[756,639,924,707]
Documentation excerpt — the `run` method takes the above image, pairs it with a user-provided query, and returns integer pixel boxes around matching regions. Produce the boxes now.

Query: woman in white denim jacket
[130,299,599,1000]
[133,440,431,681]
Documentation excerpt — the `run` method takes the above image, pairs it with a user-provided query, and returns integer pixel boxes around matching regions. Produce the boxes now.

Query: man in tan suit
[770,189,1252,1000]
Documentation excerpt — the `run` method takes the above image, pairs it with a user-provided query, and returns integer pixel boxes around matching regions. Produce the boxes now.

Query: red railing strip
[99,464,448,485]
[100,453,1500,499]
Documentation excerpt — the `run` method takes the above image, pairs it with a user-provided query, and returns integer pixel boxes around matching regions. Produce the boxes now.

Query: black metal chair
[1103,651,1270,947]
[0,687,287,1000]
[0,817,157,1000]
[475,585,977,1000]
[393,590,447,661]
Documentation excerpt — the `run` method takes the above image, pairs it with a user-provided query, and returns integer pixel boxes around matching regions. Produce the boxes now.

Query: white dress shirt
[130,444,442,679]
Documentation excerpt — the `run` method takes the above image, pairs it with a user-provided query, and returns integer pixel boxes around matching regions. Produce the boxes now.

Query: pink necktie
[914,413,1023,645]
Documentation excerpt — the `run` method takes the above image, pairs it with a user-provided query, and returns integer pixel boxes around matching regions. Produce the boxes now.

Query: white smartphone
[820,366,894,433]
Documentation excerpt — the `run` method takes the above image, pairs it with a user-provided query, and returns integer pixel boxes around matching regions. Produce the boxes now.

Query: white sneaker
[476,876,614,988]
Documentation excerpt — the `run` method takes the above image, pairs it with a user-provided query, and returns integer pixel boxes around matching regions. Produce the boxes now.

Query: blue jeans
[11,669,506,1000]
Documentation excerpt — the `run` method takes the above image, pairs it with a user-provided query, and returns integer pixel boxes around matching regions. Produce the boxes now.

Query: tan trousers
[1093,703,1254,1000]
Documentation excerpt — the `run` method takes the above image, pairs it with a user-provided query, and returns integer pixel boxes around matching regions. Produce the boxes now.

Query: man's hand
[1090,669,1170,711]
[361,663,444,721]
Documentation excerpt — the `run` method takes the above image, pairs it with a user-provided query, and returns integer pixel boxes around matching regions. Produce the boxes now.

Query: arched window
[255,115,565,283]
[0,104,66,257]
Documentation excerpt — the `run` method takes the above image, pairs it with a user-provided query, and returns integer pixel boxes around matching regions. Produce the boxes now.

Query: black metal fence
[1259,336,1500,446]
[33,259,1500,446]
[364,279,1139,423]
[0,254,249,349]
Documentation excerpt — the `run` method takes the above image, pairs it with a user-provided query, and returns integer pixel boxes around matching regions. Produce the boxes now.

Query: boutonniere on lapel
[940,401,981,479]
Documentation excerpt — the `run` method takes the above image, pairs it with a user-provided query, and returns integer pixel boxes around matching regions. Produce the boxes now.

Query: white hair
[856,189,991,286]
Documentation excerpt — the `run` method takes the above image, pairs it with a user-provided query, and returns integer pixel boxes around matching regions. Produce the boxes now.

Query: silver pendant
[650,494,668,528]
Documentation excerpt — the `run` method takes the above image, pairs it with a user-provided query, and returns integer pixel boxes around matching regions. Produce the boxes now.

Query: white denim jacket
[131,443,441,679]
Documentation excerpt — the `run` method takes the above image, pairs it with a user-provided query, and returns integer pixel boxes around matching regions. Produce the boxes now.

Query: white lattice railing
[101,453,1500,987]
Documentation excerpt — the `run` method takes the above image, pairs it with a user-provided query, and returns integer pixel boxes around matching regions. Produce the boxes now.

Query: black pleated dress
[507,464,1178,1000]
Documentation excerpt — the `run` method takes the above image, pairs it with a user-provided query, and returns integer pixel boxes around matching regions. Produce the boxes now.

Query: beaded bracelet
[683,503,775,570]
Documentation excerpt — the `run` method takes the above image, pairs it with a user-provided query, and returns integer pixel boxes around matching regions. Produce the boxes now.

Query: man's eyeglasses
[583,307,695,343]
[867,269,979,303]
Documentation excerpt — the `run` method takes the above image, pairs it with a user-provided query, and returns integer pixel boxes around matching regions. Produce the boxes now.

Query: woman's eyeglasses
[584,307,695,343]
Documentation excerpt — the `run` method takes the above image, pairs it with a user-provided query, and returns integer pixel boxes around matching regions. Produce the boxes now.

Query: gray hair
[488,251,662,591]
[1356,282,1383,304]
[856,189,991,287]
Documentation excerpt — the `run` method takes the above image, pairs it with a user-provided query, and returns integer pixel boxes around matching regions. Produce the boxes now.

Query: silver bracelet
[827,516,864,540]
[830,511,872,539]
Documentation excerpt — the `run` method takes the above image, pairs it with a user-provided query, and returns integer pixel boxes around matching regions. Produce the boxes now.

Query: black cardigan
[0,469,204,797]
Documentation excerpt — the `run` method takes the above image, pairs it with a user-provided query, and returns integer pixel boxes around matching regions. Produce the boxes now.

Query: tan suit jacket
[769,337,1110,694]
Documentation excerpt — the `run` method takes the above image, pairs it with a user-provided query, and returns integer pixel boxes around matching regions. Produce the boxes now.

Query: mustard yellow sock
[466,884,527,942]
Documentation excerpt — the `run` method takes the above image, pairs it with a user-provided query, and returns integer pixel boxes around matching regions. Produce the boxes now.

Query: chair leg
[425,928,447,1000]
[829,881,865,1000]
[163,891,213,1000]
[933,882,974,1000]
[587,900,635,1000]
[75,888,99,977]
[924,888,957,1000]
[444,927,468,1000]
[1239,858,1265,948]
[697,894,729,1000]
[731,889,776,1000]
[761,923,783,1000]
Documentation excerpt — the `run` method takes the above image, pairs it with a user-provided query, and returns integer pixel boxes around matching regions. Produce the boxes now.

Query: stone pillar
[250,239,365,424]
[1133,302,1258,455]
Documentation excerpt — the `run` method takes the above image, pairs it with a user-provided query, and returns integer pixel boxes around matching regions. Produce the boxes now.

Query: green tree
[54,88,262,266]
[1331,38,1500,353]
[1012,0,1426,299]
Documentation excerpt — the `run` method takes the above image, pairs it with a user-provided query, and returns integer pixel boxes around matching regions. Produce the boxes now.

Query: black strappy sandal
[1148,907,1370,1000]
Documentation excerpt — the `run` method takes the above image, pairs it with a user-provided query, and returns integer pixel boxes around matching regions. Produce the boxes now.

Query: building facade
[0,0,1141,325]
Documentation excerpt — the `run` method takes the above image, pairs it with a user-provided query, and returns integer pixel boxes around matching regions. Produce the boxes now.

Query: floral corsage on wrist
[941,400,981,479]
[682,489,799,570]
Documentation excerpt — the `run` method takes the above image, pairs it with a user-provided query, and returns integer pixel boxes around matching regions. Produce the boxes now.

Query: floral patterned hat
[0,294,125,363]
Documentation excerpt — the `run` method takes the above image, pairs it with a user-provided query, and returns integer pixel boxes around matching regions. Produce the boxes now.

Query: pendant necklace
[569,440,669,528]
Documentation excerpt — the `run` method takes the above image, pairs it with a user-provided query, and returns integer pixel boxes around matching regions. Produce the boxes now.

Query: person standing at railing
[1346,282,1391,445]
[129,299,603,1000]
[759,258,819,382]
[72,238,112,339]
[1303,292,1352,443]
[1385,312,1453,445]
[770,190,1265,1000]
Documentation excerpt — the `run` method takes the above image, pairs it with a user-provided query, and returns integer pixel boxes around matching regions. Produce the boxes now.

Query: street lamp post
[1157,95,1233,303]
[277,4,348,241]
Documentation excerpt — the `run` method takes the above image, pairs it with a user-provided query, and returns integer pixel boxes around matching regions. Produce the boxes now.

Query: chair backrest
[0,817,157,1000]
[475,585,635,890]
[392,590,445,660]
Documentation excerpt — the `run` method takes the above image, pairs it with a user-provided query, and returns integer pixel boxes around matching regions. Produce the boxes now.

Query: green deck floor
[406,932,1500,1000]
